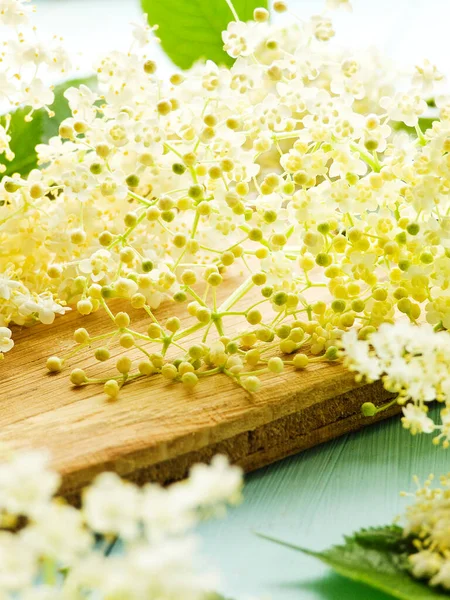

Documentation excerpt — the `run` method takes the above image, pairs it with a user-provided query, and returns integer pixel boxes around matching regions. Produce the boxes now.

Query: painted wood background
[198,407,448,600]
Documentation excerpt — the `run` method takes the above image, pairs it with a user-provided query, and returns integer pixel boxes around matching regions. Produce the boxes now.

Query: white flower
[114,276,139,298]
[130,15,156,47]
[329,144,367,178]
[0,532,37,591]
[222,21,259,58]
[64,85,98,123]
[142,455,242,540]
[326,0,352,11]
[23,502,91,563]
[47,43,72,73]
[0,275,22,301]
[9,39,51,68]
[0,451,60,517]
[19,293,69,325]
[409,550,443,580]
[412,60,444,94]
[380,92,427,127]
[0,72,19,108]
[79,249,116,283]
[127,537,218,597]
[400,475,450,590]
[187,454,242,510]
[35,135,77,164]
[430,561,450,590]
[83,472,141,540]
[361,114,391,152]
[261,251,295,285]
[0,0,32,26]
[0,327,13,353]
[341,329,382,381]
[141,484,194,539]
[0,450,243,598]
[344,323,450,443]
[21,79,54,111]
[0,123,12,161]
[310,15,335,42]
[401,404,435,435]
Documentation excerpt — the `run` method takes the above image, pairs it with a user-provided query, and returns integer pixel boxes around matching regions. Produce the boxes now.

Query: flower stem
[218,276,254,313]
[224,0,240,21]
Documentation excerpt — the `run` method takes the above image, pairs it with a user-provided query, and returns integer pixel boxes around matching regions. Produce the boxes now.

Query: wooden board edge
[62,381,397,501]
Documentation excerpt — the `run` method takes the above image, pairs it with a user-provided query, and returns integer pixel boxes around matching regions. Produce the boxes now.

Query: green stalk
[218,276,254,313]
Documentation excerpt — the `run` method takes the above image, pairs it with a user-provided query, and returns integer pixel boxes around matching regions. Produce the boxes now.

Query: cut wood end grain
[0,290,397,499]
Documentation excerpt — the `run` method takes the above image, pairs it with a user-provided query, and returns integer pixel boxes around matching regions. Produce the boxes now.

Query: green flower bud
[172,163,186,175]
[406,223,420,236]
[126,174,140,188]
[273,291,288,306]
[362,402,377,417]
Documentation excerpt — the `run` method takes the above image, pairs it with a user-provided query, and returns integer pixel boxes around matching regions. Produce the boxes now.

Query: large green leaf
[258,527,450,599]
[0,76,96,179]
[142,0,268,70]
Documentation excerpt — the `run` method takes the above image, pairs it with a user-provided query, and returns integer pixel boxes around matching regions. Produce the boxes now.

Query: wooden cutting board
[0,280,397,498]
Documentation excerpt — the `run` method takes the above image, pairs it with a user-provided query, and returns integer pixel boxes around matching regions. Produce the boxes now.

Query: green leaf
[258,527,450,600]
[0,76,96,179]
[142,0,268,70]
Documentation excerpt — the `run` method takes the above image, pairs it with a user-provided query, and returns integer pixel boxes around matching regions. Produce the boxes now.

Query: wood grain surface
[0,283,397,497]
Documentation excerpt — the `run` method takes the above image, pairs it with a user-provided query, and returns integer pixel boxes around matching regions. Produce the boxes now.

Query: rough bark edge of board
[64,381,396,503]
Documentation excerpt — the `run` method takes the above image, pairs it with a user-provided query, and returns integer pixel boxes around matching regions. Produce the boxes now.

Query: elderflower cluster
[0,0,73,357]
[0,449,242,599]
[402,474,450,590]
[0,0,71,124]
[1,0,450,397]
[342,322,450,446]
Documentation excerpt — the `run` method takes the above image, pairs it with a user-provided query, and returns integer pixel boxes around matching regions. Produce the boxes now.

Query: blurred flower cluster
[1,0,450,402]
[402,473,450,590]
[0,0,71,123]
[342,322,450,445]
[0,450,242,599]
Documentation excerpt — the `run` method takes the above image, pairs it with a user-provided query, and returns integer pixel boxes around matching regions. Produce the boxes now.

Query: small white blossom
[0,450,60,517]
[401,404,435,435]
[341,329,382,381]
[222,21,259,58]
[21,79,54,111]
[0,326,13,353]
[83,472,141,540]
[79,249,116,283]
[326,0,352,10]
[412,59,444,94]
[19,293,69,325]
[0,532,37,591]
[64,84,98,122]
[130,15,156,48]
[409,550,443,580]
[22,503,92,563]
[402,474,450,590]
[380,92,427,127]
[0,0,32,26]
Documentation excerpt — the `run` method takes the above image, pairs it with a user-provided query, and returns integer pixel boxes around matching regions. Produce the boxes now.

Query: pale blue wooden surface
[198,408,449,599]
